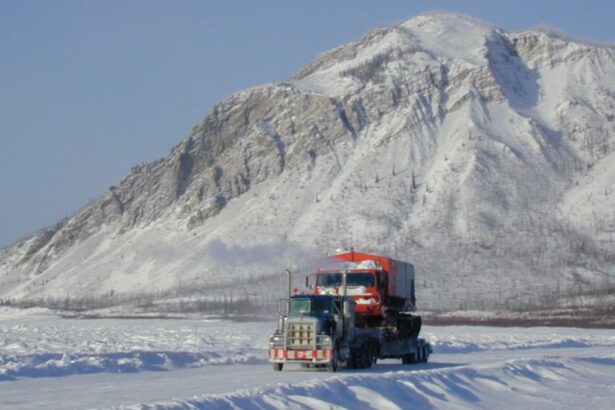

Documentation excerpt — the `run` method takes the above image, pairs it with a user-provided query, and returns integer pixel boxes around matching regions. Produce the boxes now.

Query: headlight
[317,335,332,346]
[270,335,283,347]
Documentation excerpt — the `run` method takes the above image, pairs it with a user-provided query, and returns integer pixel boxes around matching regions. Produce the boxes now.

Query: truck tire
[327,348,339,372]
[402,353,415,364]
[349,347,359,369]
[357,343,372,369]
[371,344,379,366]
[364,345,373,369]
[350,350,361,369]
[421,346,429,363]
[273,363,283,371]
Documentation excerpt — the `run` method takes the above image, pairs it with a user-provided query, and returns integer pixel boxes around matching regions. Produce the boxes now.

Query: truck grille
[287,322,315,348]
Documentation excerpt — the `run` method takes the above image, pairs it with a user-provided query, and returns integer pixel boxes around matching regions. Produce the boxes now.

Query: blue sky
[1,0,613,248]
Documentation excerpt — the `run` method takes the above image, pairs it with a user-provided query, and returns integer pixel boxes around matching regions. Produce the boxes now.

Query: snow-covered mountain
[1,12,614,311]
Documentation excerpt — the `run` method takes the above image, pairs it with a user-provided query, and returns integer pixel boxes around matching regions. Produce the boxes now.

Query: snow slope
[1,313,614,409]
[1,12,614,312]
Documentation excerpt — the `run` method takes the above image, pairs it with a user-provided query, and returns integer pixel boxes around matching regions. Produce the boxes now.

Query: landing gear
[273,363,283,371]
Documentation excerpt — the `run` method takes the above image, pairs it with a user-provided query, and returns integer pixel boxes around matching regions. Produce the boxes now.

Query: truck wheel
[346,351,356,370]
[372,346,379,366]
[365,346,373,369]
[359,344,372,369]
[402,353,414,364]
[273,363,283,371]
[327,348,338,372]
[421,346,429,363]
[351,350,362,369]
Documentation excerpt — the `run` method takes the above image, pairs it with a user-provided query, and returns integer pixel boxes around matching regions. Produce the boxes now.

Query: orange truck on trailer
[313,249,417,329]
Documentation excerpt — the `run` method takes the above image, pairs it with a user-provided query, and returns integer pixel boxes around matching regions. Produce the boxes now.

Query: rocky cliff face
[1,12,614,311]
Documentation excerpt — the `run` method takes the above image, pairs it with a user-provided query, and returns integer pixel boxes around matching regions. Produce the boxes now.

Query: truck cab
[313,268,384,327]
[312,251,417,327]
[269,294,354,372]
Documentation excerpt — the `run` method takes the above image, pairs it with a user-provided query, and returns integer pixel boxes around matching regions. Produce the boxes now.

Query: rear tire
[273,363,283,371]
[356,343,372,369]
[327,348,338,372]
[350,350,361,369]
[421,346,429,363]
[402,353,415,364]
[364,345,373,369]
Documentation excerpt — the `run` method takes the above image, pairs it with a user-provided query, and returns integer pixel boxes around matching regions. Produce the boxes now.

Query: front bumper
[269,348,332,363]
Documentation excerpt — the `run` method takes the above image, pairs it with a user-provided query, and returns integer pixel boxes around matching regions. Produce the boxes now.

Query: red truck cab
[314,267,384,326]
[312,249,416,327]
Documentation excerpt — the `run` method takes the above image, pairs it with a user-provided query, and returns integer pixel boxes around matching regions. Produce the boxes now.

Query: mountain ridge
[1,12,614,312]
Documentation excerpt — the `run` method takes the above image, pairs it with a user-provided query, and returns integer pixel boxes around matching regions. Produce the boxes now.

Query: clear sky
[1,0,613,248]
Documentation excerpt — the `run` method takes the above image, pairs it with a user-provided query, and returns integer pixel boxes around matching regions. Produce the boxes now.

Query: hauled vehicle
[268,251,431,371]
[314,249,420,332]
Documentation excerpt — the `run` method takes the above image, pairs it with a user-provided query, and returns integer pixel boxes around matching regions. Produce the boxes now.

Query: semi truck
[268,250,431,371]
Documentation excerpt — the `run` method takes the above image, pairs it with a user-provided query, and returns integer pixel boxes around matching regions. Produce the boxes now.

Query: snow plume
[204,239,327,273]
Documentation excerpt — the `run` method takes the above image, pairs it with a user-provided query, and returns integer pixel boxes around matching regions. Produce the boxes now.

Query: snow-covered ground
[1,310,614,409]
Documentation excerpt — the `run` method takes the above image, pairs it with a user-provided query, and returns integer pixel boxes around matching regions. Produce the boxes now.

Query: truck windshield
[347,273,375,287]
[316,273,342,287]
[317,272,375,287]
[289,298,334,315]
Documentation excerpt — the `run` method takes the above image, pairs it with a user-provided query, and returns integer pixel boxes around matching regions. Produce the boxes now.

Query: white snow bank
[119,355,615,409]
[424,326,615,354]
[0,318,268,380]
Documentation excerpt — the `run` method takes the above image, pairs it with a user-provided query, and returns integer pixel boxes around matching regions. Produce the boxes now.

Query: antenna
[286,269,292,315]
